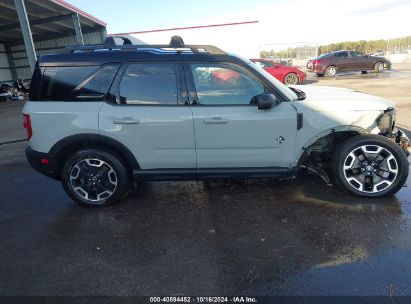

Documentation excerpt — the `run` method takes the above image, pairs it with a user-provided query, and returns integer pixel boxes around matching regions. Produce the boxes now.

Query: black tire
[61,149,129,206]
[361,71,368,74]
[331,135,409,197]
[316,73,324,77]
[325,66,337,77]
[374,61,384,73]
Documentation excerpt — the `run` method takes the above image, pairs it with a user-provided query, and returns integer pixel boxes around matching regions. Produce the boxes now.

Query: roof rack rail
[59,35,226,55]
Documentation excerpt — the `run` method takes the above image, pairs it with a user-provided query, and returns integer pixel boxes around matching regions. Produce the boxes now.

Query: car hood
[291,85,395,111]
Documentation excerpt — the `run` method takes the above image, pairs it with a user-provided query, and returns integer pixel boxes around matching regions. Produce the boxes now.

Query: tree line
[260,36,411,59]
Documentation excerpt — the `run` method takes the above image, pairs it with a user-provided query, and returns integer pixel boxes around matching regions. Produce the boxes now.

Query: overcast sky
[69,0,411,57]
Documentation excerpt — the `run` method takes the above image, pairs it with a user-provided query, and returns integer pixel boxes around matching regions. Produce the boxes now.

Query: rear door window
[118,63,179,105]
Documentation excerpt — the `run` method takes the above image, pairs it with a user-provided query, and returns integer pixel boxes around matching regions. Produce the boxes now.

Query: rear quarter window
[39,66,97,101]
[37,64,120,101]
[317,53,332,59]
[29,66,42,101]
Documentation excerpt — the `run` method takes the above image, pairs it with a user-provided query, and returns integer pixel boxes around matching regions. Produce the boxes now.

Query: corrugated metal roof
[0,0,106,44]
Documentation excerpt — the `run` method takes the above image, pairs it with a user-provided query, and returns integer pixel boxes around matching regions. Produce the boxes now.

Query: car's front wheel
[374,62,384,73]
[61,149,129,206]
[331,135,409,197]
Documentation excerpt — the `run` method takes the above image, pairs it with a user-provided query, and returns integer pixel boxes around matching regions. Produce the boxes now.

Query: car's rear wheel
[331,135,409,197]
[325,66,337,77]
[374,62,384,73]
[61,149,129,206]
[284,72,299,85]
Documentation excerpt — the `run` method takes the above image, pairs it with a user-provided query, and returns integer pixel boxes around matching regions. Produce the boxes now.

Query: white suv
[23,36,410,206]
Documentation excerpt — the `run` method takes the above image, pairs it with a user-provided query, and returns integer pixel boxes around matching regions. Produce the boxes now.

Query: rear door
[99,62,196,171]
[184,61,297,170]
[336,51,354,71]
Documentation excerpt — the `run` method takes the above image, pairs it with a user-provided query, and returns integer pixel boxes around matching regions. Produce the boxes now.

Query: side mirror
[251,93,277,110]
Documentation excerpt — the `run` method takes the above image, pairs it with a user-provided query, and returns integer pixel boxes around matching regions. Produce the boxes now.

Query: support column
[5,44,18,80]
[99,27,107,44]
[72,13,84,45]
[13,0,36,74]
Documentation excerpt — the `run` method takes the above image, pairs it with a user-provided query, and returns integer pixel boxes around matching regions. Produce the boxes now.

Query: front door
[185,62,297,170]
[350,51,369,70]
[99,62,196,171]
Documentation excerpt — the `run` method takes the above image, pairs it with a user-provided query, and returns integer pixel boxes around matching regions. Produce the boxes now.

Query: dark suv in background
[307,50,391,77]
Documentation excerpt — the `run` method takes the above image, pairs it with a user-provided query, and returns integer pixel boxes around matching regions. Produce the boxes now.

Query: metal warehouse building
[0,0,107,82]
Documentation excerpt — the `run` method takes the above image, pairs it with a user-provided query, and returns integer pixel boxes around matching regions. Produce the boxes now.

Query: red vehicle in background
[250,59,306,85]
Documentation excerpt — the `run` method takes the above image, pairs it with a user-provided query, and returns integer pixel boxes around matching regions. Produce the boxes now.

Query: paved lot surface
[0,100,25,143]
[0,64,411,296]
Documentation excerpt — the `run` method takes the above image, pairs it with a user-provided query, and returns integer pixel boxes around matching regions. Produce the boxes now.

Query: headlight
[377,108,396,134]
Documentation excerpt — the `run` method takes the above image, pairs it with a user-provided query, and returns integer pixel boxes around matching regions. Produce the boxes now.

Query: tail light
[23,114,32,140]
[312,59,324,66]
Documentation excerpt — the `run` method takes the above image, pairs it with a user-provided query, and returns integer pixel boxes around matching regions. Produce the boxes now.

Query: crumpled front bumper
[386,128,411,156]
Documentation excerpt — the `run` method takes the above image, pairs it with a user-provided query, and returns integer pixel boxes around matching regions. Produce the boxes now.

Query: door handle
[113,118,140,125]
[203,117,229,124]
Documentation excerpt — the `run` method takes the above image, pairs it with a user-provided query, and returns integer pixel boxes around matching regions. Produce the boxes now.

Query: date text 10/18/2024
[150,297,258,303]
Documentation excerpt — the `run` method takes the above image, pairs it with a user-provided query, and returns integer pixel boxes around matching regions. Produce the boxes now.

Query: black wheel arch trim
[49,133,140,170]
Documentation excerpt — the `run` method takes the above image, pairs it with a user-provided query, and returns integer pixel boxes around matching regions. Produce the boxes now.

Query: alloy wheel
[69,158,118,202]
[326,66,337,77]
[343,145,398,193]
[284,73,299,85]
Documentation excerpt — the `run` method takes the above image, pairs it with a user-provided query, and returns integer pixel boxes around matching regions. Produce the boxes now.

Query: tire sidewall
[61,149,128,206]
[332,135,409,197]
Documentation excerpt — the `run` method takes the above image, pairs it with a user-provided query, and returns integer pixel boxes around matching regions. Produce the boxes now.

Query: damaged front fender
[385,128,411,156]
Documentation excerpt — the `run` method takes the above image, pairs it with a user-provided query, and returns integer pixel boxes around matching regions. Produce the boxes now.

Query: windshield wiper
[289,87,306,100]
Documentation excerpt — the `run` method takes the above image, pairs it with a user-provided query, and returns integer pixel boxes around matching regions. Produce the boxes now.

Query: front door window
[190,63,265,105]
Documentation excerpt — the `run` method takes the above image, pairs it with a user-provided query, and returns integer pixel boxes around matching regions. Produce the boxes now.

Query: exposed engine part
[388,128,411,156]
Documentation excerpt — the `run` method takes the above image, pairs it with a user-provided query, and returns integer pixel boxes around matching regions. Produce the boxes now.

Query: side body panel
[99,104,196,169]
[290,103,382,166]
[190,104,298,168]
[22,101,103,153]
[336,56,355,71]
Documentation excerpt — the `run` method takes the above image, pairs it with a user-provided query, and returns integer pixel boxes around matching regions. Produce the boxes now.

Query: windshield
[253,60,275,68]
[235,56,298,101]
